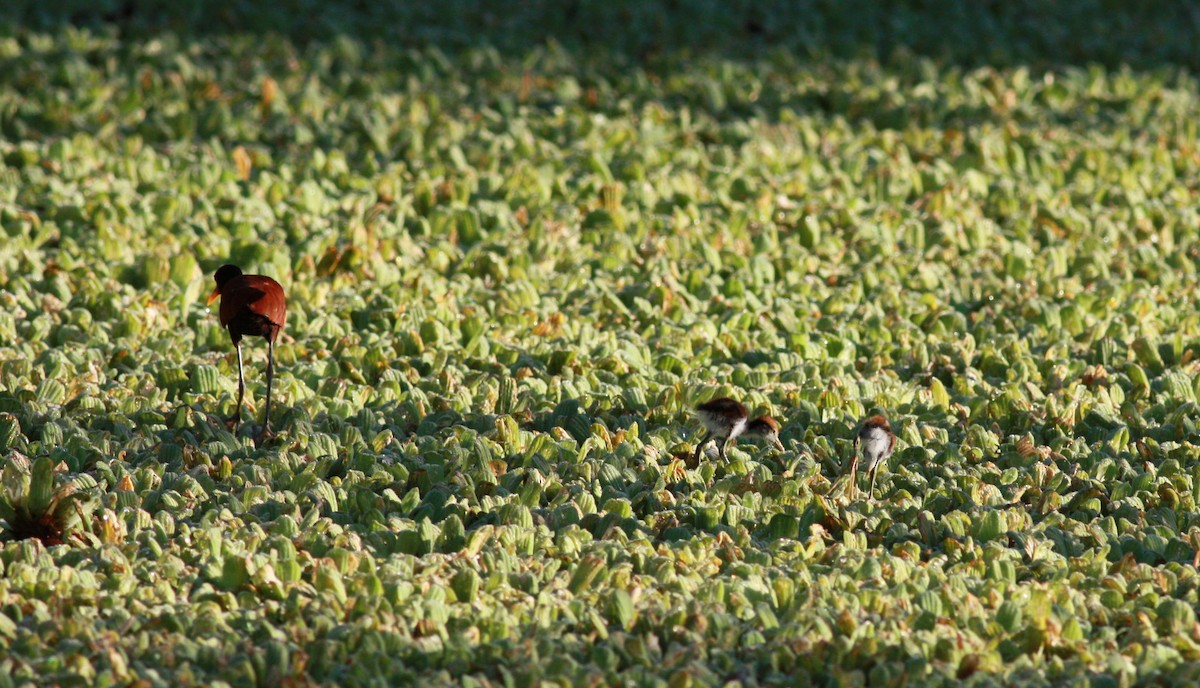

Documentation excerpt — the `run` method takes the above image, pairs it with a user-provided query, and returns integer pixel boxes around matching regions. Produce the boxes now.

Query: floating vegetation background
[1,1,1200,684]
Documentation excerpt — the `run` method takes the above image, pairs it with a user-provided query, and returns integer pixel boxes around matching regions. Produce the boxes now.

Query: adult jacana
[208,264,286,441]
[692,397,784,464]
[843,414,896,499]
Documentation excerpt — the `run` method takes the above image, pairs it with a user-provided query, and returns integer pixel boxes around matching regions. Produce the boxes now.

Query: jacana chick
[208,264,287,441]
[693,397,784,464]
[848,414,896,499]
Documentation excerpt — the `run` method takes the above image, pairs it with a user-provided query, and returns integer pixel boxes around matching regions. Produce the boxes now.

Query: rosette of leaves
[0,453,98,546]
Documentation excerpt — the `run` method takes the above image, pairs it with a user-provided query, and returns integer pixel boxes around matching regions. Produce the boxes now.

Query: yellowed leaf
[260,76,277,117]
[232,146,252,181]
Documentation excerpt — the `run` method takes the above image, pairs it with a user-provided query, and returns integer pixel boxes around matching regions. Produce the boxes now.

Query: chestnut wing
[220,275,287,332]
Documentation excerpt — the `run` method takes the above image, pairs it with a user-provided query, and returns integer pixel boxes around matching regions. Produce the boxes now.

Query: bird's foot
[225,416,241,431]
[255,427,276,447]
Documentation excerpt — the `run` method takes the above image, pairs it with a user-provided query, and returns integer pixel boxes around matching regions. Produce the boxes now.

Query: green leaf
[973,511,1004,542]
[451,568,481,604]
[27,457,57,516]
[606,589,635,630]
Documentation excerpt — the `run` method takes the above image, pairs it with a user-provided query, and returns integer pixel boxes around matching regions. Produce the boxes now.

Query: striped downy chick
[693,397,784,463]
[849,414,896,498]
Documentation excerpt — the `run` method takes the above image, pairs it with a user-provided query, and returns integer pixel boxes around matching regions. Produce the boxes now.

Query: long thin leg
[868,460,881,499]
[846,456,859,499]
[692,431,709,465]
[719,436,732,461]
[260,336,276,440]
[849,436,861,499]
[230,341,245,430]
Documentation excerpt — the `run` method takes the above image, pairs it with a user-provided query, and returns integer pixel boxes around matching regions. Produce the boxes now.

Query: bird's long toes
[255,427,276,447]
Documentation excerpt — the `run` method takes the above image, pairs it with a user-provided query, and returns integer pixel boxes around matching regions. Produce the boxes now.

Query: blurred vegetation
[5,0,1200,71]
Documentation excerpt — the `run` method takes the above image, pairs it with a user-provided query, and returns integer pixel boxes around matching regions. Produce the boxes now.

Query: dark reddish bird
[207,264,286,440]
[847,414,896,498]
[693,397,784,463]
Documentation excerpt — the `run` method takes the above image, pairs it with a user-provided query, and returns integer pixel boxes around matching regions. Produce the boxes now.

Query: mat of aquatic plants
[2,1,1200,685]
